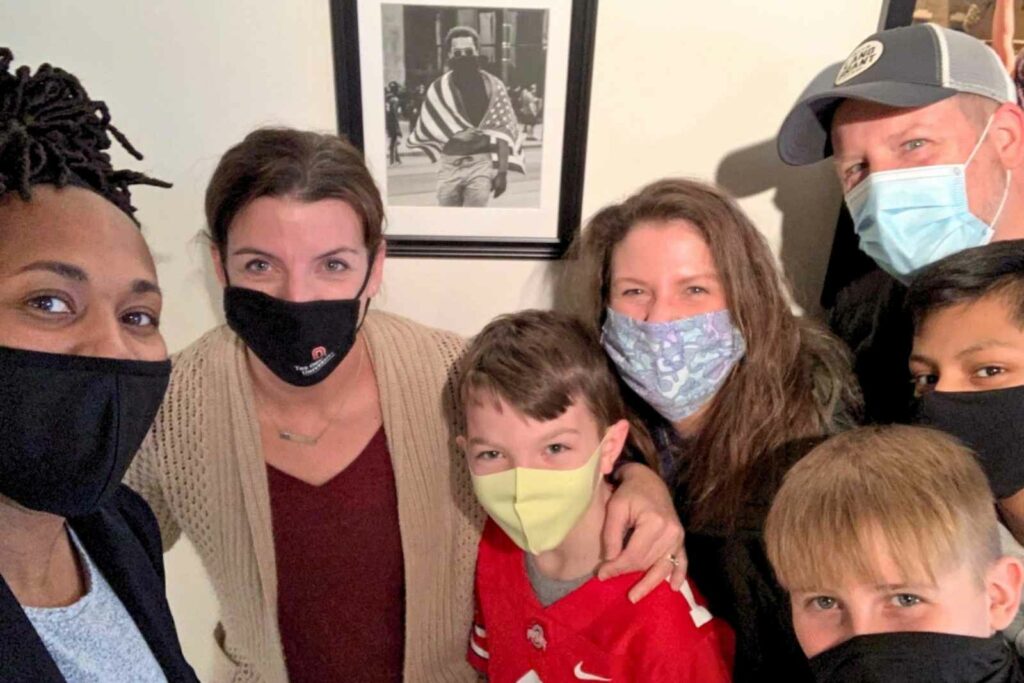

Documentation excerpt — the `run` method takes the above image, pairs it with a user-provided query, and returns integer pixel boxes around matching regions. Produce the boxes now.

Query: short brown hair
[562,177,861,528]
[204,127,384,256]
[459,310,652,460]
[765,425,1000,592]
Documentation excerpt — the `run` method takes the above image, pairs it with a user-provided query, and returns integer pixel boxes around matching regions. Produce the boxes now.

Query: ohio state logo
[311,346,327,361]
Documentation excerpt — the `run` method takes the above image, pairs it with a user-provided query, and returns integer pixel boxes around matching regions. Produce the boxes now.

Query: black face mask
[223,262,373,387]
[810,632,1022,683]
[450,55,479,75]
[916,385,1024,499]
[0,346,170,518]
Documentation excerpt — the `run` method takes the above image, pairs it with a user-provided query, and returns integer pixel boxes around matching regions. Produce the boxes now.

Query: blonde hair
[764,425,1000,591]
[562,177,861,527]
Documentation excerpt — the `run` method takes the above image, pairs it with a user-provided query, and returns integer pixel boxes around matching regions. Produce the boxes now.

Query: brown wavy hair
[563,178,861,529]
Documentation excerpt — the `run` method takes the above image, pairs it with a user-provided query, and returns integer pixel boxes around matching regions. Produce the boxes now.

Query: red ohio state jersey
[467,520,735,682]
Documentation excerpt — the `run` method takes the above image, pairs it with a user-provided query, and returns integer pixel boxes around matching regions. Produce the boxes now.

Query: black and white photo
[332,0,597,257]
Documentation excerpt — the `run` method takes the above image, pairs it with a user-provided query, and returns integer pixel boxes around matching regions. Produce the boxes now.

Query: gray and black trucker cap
[778,23,1015,166]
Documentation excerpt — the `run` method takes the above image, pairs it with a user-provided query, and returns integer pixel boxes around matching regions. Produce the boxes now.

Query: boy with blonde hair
[765,425,1024,682]
[458,310,733,682]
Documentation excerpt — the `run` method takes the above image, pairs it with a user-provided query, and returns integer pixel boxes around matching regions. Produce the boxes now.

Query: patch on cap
[835,40,885,85]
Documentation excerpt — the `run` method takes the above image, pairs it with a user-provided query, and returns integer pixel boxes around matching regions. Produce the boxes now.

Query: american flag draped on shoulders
[407,70,526,174]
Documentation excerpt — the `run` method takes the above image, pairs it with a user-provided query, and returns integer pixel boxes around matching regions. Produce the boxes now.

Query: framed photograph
[330,0,598,258]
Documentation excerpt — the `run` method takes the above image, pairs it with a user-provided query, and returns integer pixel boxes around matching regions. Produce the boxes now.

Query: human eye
[620,287,645,297]
[24,294,74,315]
[909,369,938,396]
[842,161,868,188]
[973,365,1006,379]
[685,285,709,296]
[474,450,502,461]
[902,138,927,152]
[889,593,923,608]
[544,443,571,456]
[324,258,351,273]
[244,258,272,274]
[122,310,160,329]
[807,595,839,611]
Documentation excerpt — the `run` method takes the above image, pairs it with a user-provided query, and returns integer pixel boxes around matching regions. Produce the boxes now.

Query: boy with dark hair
[907,240,1024,545]
[765,425,1024,682]
[458,310,733,682]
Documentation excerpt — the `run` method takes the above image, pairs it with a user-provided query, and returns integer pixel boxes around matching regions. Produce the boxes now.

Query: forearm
[497,138,509,175]
[994,0,1017,72]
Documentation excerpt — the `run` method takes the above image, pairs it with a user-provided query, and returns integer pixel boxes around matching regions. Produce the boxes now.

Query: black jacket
[0,486,198,682]
[827,265,914,426]
[627,400,821,682]
[680,438,821,683]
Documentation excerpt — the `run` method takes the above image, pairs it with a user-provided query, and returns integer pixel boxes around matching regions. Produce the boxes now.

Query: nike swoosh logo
[574,662,612,681]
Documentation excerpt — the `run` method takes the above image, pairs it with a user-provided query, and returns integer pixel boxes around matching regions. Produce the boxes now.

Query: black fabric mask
[223,263,372,387]
[0,346,170,518]
[916,385,1024,499]
[809,632,1023,683]
[450,56,479,75]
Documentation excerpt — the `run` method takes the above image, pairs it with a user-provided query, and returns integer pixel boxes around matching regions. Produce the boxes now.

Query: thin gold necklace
[255,338,366,446]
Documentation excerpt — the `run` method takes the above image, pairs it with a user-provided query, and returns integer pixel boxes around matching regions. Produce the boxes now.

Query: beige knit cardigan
[125,311,483,682]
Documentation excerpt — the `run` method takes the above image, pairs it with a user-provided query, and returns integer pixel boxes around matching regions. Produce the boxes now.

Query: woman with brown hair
[565,177,862,680]
[126,128,691,683]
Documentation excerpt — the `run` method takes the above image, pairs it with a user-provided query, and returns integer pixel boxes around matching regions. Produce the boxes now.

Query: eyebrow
[955,339,1018,359]
[834,124,933,163]
[536,427,581,441]
[466,427,581,447]
[884,124,933,147]
[230,246,362,260]
[873,582,933,592]
[132,279,162,296]
[17,260,88,281]
[15,260,159,296]
[908,352,935,366]
[612,272,718,286]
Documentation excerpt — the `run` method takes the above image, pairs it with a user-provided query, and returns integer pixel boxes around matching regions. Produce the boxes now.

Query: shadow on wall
[715,138,844,317]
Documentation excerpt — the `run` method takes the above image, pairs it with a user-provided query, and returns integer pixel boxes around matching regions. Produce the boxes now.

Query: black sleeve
[107,485,167,582]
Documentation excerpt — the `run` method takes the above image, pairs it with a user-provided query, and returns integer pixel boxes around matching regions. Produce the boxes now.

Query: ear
[986,555,1024,631]
[598,419,631,476]
[365,240,386,299]
[210,243,228,288]
[455,434,467,454]
[991,103,1024,171]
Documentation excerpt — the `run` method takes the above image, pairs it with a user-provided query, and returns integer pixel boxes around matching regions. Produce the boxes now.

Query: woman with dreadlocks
[0,49,197,682]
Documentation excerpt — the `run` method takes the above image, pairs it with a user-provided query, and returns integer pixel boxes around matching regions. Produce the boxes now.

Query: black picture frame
[329,0,599,259]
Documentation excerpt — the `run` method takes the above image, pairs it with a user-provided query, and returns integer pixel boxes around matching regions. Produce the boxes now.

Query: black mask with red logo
[223,256,373,387]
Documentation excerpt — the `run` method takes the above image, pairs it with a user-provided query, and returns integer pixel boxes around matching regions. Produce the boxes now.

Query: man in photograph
[407,26,525,207]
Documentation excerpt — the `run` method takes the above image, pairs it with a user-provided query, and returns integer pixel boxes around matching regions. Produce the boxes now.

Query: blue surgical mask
[601,307,746,423]
[844,114,1009,282]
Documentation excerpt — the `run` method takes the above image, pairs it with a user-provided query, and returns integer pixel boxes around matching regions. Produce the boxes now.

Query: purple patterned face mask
[601,307,746,422]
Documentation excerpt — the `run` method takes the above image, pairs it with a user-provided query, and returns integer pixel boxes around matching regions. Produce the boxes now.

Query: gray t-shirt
[524,553,593,607]
[23,528,168,683]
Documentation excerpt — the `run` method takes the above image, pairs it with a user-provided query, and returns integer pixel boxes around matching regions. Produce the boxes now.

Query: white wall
[3,1,882,678]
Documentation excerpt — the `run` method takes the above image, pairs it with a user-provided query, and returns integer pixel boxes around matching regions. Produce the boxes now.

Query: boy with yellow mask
[457,310,734,682]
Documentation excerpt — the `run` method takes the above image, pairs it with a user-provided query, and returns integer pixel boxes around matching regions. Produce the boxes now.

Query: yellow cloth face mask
[470,441,604,555]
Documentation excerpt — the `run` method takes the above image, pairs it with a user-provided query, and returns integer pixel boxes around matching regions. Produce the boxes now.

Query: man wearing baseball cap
[779,22,1024,424]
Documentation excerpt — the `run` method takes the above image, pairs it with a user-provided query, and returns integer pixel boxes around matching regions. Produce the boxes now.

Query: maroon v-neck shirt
[267,427,405,682]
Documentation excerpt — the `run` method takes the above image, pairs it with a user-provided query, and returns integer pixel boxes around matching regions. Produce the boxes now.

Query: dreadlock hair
[0,48,169,222]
